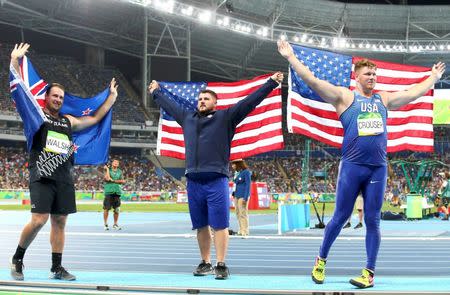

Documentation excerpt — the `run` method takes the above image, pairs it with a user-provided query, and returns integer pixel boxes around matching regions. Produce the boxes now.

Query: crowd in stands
[0,145,448,214]
[0,147,29,189]
[0,147,180,192]
[74,153,181,192]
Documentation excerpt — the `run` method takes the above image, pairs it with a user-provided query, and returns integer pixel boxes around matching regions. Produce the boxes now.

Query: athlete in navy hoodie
[148,72,283,279]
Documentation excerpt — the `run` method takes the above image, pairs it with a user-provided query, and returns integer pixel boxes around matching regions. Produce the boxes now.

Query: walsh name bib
[45,131,71,154]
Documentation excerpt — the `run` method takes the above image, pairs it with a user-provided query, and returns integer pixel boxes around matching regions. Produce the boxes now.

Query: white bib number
[45,131,71,154]
[357,112,384,136]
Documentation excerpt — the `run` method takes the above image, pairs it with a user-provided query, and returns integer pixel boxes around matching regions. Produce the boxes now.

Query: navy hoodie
[153,78,278,179]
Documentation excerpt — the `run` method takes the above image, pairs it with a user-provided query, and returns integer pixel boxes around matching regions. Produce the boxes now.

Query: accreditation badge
[357,112,384,136]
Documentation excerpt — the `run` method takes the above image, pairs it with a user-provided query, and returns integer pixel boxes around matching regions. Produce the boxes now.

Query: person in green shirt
[103,159,125,230]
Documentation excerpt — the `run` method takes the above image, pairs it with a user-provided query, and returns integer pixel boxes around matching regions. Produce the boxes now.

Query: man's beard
[198,107,211,116]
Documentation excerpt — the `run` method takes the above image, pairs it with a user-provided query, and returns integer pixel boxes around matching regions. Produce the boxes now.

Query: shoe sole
[349,279,373,288]
[49,276,76,281]
[215,275,229,280]
[10,259,24,281]
[193,271,214,276]
[311,274,324,284]
[49,275,76,281]
[11,274,24,281]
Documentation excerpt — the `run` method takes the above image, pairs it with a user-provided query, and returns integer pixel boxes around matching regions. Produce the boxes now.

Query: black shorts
[103,194,121,210]
[29,178,76,215]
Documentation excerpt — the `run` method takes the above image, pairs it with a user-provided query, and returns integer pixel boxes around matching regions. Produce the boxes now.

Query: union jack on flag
[10,56,48,107]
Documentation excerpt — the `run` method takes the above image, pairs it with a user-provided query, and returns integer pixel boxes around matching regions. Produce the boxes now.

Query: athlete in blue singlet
[278,40,445,288]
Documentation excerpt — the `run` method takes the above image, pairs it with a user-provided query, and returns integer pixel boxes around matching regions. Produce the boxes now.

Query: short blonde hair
[354,59,377,73]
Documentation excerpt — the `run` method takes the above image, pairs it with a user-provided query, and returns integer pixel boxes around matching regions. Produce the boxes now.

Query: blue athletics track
[0,209,449,295]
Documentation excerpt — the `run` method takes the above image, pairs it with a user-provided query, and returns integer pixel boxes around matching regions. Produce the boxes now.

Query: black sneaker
[49,266,76,281]
[10,258,24,281]
[343,222,351,229]
[215,262,229,280]
[354,222,363,229]
[193,260,214,276]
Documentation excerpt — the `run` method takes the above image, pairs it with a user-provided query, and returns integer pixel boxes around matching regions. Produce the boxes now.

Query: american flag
[287,45,434,153]
[157,74,284,160]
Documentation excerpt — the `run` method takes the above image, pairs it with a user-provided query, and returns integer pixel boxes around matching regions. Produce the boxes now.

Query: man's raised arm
[277,40,350,109]
[67,78,118,132]
[384,62,445,110]
[10,43,31,76]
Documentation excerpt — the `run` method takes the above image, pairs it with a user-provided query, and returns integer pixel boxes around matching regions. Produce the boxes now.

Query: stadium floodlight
[301,34,308,43]
[260,27,268,37]
[154,0,174,13]
[217,16,230,27]
[332,37,338,47]
[181,6,193,16]
[118,0,450,54]
[198,10,212,23]
[222,17,230,26]
[320,38,329,48]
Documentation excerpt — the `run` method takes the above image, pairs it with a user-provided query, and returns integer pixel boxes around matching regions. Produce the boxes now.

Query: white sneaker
[113,224,122,230]
[104,224,109,231]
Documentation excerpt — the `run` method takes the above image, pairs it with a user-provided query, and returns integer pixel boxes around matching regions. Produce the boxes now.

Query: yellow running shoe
[349,268,374,288]
[311,257,326,284]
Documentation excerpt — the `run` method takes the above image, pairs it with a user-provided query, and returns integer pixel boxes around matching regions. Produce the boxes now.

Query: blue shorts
[186,175,230,230]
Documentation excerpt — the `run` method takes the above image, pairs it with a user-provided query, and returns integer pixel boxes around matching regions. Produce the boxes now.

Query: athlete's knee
[30,213,49,229]
[50,214,68,229]
[364,214,380,230]
[197,226,210,233]
[113,207,120,214]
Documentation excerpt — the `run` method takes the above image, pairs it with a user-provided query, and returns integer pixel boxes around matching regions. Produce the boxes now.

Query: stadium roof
[0,0,449,84]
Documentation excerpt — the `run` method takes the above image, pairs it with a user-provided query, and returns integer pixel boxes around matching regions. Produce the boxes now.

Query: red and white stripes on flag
[157,74,284,160]
[288,52,434,153]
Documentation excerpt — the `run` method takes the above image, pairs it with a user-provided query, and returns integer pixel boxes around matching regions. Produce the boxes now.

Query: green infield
[0,201,403,216]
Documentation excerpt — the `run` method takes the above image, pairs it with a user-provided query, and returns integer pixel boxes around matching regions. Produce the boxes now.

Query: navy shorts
[186,175,230,230]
